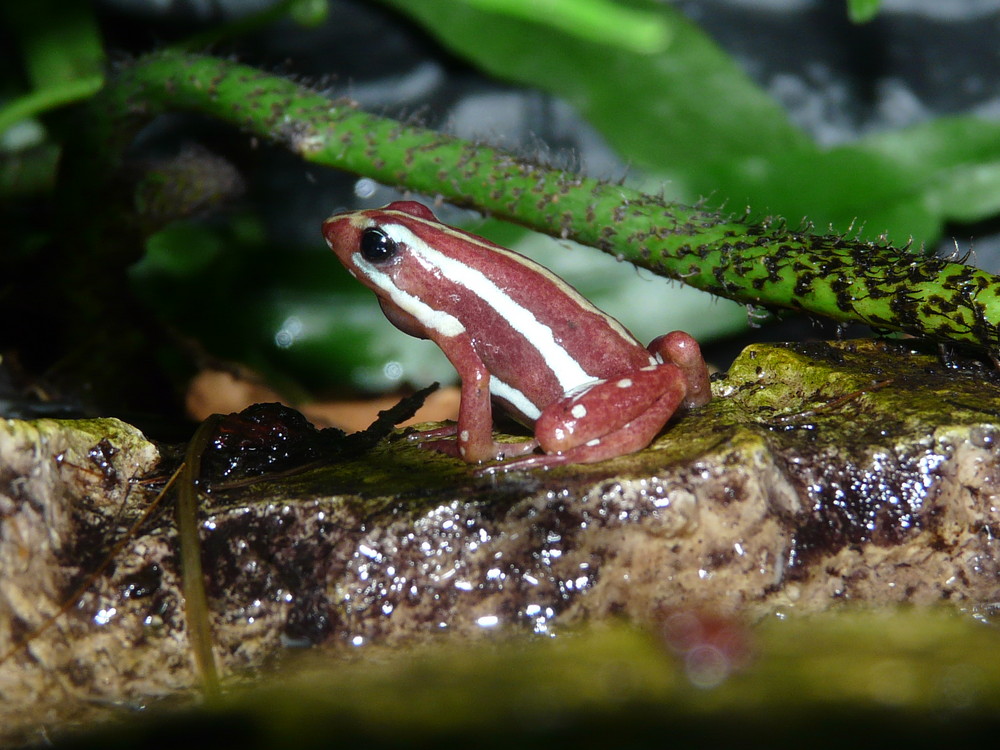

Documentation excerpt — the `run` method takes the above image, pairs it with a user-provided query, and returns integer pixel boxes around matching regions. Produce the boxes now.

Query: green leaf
[853,116,1000,224]
[4,2,104,89]
[457,0,672,54]
[0,77,104,140]
[383,0,812,198]
[847,0,882,24]
[0,1,105,137]
[380,0,1000,250]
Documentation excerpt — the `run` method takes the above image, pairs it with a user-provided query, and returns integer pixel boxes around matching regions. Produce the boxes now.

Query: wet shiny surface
[4,339,1000,746]
[130,340,1000,650]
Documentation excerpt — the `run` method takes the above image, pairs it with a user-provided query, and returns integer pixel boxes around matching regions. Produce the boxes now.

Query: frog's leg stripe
[382,223,594,392]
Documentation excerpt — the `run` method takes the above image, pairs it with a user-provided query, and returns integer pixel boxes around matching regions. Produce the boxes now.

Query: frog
[322,201,710,471]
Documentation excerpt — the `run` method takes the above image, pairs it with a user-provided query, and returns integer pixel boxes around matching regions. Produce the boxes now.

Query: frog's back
[324,201,656,422]
[383,213,655,416]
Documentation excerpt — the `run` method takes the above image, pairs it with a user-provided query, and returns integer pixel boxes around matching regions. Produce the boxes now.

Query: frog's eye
[360,227,398,263]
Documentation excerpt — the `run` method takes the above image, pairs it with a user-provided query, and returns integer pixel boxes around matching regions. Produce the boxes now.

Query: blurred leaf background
[3,0,1000,417]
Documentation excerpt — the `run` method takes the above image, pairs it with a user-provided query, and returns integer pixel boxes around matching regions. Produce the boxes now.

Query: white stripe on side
[382,223,594,391]
[351,251,466,338]
[380,208,639,348]
[490,375,541,421]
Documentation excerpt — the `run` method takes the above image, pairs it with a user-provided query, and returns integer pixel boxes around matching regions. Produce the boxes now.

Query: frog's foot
[405,423,459,441]
[407,424,539,461]
[476,420,652,474]
[474,436,617,475]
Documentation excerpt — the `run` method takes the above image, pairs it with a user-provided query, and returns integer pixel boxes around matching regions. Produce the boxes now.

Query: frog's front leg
[409,331,538,462]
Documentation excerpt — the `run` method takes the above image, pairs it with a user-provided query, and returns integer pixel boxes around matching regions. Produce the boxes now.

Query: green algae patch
[715,338,998,436]
[1,416,159,469]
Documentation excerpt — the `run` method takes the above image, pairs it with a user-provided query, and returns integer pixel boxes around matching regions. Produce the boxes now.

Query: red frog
[322,201,710,471]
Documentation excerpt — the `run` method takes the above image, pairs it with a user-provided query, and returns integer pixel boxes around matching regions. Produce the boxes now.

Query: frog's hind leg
[482,377,687,473]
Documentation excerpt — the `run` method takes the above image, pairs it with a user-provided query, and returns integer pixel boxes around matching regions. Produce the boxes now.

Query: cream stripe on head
[350,218,466,338]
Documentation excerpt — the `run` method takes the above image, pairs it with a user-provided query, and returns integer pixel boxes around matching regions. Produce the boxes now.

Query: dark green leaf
[381,0,1000,249]
[847,0,882,24]
[0,1,104,136]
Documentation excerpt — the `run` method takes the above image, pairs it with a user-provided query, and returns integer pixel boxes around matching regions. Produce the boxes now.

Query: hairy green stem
[98,50,1000,353]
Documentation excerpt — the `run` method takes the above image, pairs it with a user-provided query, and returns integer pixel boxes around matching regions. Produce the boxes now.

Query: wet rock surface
[2,339,1000,743]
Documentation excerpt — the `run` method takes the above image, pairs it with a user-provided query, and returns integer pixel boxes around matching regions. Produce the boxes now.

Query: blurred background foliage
[4,0,1000,427]
[9,3,1000,745]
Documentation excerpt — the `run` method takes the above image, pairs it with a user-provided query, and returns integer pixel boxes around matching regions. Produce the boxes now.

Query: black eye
[360,227,398,263]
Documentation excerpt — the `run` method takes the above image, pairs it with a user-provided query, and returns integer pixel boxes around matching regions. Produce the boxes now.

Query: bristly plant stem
[97,50,1000,354]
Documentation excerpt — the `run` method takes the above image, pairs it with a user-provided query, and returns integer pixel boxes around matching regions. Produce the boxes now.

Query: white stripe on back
[381,209,640,348]
[382,224,594,391]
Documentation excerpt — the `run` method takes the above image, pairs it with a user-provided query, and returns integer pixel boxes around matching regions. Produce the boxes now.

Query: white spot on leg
[460,430,470,442]
[571,404,587,419]
[616,378,633,388]
[586,438,601,447]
